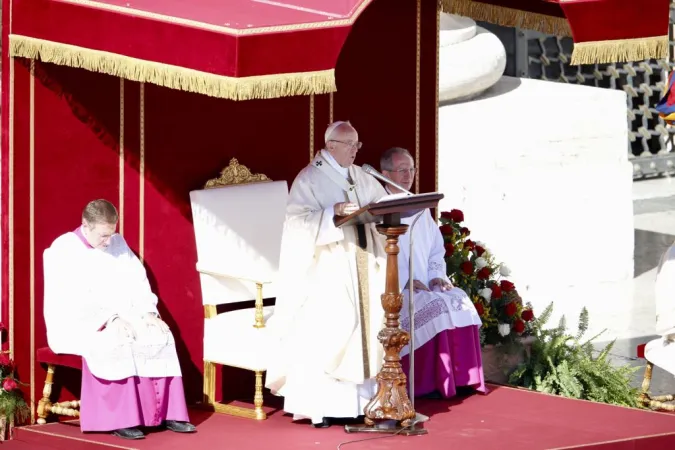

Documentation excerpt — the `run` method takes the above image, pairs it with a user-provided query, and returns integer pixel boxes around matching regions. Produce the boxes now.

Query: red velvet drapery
[9,0,376,100]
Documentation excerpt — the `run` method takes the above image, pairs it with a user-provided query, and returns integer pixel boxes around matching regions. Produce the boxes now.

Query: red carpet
[9,385,675,450]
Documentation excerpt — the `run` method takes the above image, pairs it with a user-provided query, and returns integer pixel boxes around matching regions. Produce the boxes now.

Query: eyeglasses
[329,139,363,149]
[387,168,416,175]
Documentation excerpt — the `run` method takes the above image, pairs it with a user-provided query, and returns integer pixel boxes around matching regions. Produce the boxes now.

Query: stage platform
[8,384,675,450]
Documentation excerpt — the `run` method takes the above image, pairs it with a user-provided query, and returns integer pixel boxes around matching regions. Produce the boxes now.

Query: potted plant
[0,324,30,440]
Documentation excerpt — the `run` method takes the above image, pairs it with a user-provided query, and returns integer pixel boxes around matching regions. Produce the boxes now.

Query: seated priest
[43,199,196,440]
[265,121,388,428]
[645,241,675,376]
[379,147,486,398]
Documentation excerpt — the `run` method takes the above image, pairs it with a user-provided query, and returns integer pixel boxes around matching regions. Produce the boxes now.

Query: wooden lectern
[335,192,444,434]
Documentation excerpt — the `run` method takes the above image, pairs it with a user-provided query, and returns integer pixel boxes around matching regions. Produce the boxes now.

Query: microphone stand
[407,210,430,428]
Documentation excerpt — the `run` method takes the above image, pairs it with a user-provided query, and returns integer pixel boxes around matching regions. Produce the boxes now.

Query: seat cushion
[204,306,274,372]
[37,347,82,370]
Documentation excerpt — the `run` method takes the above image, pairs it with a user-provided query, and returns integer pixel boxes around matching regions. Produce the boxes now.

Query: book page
[375,192,412,203]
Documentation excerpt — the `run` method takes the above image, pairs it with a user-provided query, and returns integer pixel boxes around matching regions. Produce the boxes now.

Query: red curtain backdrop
[3,0,439,409]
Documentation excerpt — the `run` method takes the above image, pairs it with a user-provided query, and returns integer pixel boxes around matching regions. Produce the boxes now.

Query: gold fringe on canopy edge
[440,0,572,37]
[570,35,669,65]
[9,35,336,101]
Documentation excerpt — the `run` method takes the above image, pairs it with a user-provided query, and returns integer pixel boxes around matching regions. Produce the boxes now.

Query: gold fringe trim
[571,35,669,65]
[440,0,572,37]
[9,34,336,100]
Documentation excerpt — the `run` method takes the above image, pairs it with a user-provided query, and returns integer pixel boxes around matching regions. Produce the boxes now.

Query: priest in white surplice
[265,121,388,428]
[379,147,486,398]
[43,200,195,440]
[645,241,675,377]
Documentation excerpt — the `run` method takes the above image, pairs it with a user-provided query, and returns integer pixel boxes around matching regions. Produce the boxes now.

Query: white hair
[324,120,352,144]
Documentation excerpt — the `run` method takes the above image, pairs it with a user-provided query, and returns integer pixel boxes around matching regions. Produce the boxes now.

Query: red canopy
[8,0,670,101]
[443,0,670,65]
[9,0,372,100]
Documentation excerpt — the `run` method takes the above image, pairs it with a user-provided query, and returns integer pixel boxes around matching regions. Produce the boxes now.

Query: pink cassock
[400,326,487,398]
[74,228,190,432]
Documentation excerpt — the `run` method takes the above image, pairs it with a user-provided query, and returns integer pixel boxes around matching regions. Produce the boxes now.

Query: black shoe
[165,420,197,433]
[420,390,443,400]
[112,427,144,440]
[312,418,331,428]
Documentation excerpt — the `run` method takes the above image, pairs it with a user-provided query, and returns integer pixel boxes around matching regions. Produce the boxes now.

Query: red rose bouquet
[439,210,535,345]
[0,323,30,426]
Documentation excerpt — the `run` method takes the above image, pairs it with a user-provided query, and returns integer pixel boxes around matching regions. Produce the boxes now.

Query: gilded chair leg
[639,362,675,411]
[254,371,266,420]
[36,364,55,425]
[203,361,216,406]
[638,362,653,406]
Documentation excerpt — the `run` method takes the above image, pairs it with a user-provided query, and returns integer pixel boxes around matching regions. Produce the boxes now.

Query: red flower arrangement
[439,210,535,345]
[0,323,30,426]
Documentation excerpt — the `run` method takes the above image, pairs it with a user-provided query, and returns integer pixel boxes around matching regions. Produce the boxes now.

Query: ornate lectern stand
[335,193,444,435]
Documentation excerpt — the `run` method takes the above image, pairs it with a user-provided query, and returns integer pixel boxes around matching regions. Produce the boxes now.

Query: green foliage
[508,303,641,408]
[0,353,30,424]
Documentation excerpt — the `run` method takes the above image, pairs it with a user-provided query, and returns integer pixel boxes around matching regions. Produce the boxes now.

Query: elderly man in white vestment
[380,147,486,398]
[265,121,389,428]
[645,241,675,377]
[43,199,195,440]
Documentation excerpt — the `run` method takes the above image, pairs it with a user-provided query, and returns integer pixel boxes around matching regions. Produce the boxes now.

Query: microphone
[362,164,413,195]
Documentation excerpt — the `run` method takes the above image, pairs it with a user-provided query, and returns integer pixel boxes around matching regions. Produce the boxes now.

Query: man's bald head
[325,121,355,144]
[324,121,361,168]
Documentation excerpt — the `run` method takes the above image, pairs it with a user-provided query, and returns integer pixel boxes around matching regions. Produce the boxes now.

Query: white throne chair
[189,158,288,420]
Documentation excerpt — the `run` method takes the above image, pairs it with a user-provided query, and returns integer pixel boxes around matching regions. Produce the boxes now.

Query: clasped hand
[334,202,359,217]
[111,313,169,341]
[429,277,453,292]
[144,313,170,334]
[408,278,453,292]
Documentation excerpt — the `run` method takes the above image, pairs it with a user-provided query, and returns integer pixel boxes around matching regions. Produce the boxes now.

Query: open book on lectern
[333,192,444,228]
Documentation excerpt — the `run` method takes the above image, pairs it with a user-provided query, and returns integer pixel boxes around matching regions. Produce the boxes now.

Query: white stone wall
[438,76,634,340]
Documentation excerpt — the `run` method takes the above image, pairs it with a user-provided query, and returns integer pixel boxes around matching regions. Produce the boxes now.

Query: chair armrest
[197,266,269,328]
[196,266,272,286]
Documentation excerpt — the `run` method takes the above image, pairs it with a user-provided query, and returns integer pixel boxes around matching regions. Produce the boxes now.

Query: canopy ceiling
[7,0,671,101]
[9,0,373,100]
[444,0,670,65]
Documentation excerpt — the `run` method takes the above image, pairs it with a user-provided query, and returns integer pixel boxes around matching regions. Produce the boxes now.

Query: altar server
[265,121,388,427]
[43,199,196,440]
[380,147,486,398]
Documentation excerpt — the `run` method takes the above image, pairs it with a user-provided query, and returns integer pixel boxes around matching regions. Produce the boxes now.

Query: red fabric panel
[36,347,82,370]
[636,343,646,359]
[419,0,439,196]
[333,0,418,181]
[13,0,352,77]
[121,81,141,251]
[10,60,33,406]
[1,0,11,353]
[560,0,670,43]
[313,94,331,154]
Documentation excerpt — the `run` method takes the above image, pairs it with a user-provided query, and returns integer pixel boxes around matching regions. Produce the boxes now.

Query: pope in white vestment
[43,199,195,440]
[645,241,675,376]
[265,121,389,427]
[380,147,486,398]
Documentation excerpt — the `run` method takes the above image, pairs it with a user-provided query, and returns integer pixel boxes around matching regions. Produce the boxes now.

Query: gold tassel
[440,0,572,37]
[570,35,669,65]
[9,34,336,101]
